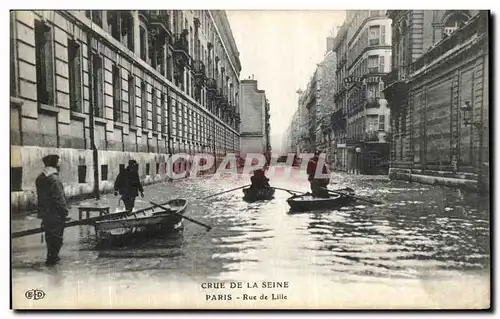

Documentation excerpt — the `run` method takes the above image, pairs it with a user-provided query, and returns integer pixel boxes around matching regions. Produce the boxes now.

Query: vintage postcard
[9,8,490,310]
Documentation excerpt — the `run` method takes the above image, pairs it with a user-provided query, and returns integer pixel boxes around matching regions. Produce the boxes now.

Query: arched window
[442,11,470,37]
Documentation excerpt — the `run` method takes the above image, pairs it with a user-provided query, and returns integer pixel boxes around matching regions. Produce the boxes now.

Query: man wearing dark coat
[250,169,270,189]
[35,154,69,266]
[306,151,330,198]
[114,160,144,212]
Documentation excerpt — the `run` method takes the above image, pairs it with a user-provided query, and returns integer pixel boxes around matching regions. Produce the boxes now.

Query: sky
[226,10,346,153]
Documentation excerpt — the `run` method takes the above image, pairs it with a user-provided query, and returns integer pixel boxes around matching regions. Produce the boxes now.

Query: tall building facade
[316,51,337,164]
[383,10,489,192]
[341,10,392,175]
[332,21,349,171]
[10,10,242,211]
[238,78,271,158]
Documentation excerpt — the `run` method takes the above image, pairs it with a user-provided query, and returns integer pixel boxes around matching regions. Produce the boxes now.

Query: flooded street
[11,167,490,309]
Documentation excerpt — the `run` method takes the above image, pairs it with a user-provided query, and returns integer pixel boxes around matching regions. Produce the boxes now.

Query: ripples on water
[12,171,490,285]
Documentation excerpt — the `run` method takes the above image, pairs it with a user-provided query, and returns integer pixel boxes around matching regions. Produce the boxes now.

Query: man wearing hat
[306,151,330,198]
[35,154,69,266]
[114,160,144,212]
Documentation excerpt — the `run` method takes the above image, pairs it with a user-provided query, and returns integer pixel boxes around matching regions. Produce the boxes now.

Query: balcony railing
[411,12,487,73]
[366,97,380,108]
[206,78,217,92]
[193,60,206,78]
[363,130,380,142]
[385,66,409,87]
[147,10,171,35]
[173,30,190,68]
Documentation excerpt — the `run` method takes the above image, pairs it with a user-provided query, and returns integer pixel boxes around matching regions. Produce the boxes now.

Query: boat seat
[78,206,110,220]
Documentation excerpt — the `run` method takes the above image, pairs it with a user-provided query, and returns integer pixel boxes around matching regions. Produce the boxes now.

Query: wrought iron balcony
[147,10,172,36]
[362,130,380,142]
[385,66,409,88]
[206,78,217,92]
[173,30,190,68]
[366,97,380,108]
[193,60,206,79]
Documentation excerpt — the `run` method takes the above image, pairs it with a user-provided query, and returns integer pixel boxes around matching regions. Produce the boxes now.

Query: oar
[321,188,384,205]
[149,201,212,231]
[200,184,251,200]
[271,187,307,196]
[11,201,171,239]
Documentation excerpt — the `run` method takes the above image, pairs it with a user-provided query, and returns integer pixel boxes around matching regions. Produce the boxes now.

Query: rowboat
[94,198,188,246]
[286,188,356,212]
[242,187,276,202]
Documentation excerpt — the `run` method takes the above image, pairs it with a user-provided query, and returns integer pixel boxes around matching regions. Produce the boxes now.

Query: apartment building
[10,10,242,211]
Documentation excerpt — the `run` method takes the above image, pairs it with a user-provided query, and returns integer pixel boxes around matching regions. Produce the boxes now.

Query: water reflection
[12,171,489,286]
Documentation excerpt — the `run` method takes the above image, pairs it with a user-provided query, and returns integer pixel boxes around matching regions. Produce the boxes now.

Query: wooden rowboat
[242,187,275,202]
[94,199,188,246]
[286,188,356,213]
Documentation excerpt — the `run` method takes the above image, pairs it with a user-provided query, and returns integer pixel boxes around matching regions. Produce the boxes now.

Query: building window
[161,93,166,134]
[141,82,147,129]
[78,165,87,183]
[369,25,380,46]
[35,20,54,106]
[152,88,158,131]
[68,39,82,112]
[101,164,108,181]
[146,163,150,175]
[91,54,104,117]
[119,163,125,173]
[140,27,147,61]
[368,55,379,73]
[379,55,385,73]
[379,115,386,131]
[156,162,160,174]
[128,75,136,125]
[11,167,22,191]
[443,12,470,37]
[86,10,103,27]
[112,64,122,122]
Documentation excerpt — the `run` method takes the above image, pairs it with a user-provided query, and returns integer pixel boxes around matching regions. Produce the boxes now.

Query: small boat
[242,187,276,202]
[286,188,356,212]
[93,199,188,246]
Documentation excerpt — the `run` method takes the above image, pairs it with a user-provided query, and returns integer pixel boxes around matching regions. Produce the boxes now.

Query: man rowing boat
[250,169,270,190]
[306,151,330,198]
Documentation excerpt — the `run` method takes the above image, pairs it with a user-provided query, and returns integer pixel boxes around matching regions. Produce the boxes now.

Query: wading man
[306,151,330,198]
[35,154,69,266]
[114,160,144,212]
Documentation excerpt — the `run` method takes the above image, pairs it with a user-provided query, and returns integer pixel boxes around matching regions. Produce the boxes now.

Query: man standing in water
[306,151,330,198]
[114,160,144,212]
[35,154,69,266]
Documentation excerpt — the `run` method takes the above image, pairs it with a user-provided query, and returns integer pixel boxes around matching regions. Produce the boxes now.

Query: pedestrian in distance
[114,160,144,212]
[35,154,69,266]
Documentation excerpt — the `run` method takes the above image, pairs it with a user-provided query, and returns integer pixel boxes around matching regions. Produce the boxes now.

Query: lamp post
[461,101,487,194]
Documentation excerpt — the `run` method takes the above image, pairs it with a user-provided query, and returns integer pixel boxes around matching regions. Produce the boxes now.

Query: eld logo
[25,289,46,300]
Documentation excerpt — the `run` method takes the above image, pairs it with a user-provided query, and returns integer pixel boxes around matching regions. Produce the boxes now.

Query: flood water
[11,168,490,308]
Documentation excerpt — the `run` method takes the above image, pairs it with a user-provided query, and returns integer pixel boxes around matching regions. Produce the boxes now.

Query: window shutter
[379,55,385,73]
[381,25,386,44]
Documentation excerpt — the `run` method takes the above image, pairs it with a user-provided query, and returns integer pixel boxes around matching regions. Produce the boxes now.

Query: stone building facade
[315,51,337,164]
[332,21,350,171]
[384,10,489,192]
[239,78,271,158]
[10,10,242,212]
[342,10,392,175]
